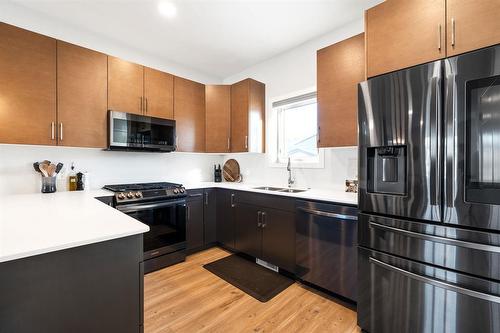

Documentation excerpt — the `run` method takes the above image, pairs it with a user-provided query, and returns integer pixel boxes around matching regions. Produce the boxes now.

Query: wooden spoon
[39,163,49,177]
[47,164,57,177]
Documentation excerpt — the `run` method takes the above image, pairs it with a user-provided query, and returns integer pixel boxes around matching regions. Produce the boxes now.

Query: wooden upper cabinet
[365,0,445,78]
[205,85,231,153]
[317,33,365,148]
[108,56,144,115]
[230,79,265,153]
[144,67,174,119]
[57,42,108,148]
[173,77,206,152]
[447,0,500,57]
[0,23,56,145]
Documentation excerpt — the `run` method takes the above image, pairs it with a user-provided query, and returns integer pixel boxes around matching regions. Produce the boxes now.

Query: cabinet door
[0,23,56,145]
[216,190,235,250]
[317,33,364,147]
[205,85,231,153]
[234,203,262,259]
[57,42,108,148]
[365,0,445,78]
[108,56,144,115]
[186,195,204,251]
[261,208,296,272]
[447,0,500,57]
[230,79,265,153]
[203,189,217,245]
[173,77,206,152]
[144,67,174,119]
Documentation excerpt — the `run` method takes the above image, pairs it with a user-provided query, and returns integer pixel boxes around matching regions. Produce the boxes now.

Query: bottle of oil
[68,162,77,191]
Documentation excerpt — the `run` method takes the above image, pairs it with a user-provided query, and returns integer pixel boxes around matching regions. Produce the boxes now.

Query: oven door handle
[369,257,500,304]
[117,199,186,213]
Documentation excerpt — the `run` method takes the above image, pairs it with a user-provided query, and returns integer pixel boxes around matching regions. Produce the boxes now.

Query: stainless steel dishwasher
[295,200,358,301]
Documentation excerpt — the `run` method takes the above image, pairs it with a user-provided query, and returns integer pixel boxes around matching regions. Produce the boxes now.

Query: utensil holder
[41,176,57,193]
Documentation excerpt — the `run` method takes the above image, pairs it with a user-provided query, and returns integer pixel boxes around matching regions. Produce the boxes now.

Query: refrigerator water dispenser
[367,146,406,195]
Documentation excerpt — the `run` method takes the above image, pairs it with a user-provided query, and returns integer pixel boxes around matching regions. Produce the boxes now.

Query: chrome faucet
[287,157,295,188]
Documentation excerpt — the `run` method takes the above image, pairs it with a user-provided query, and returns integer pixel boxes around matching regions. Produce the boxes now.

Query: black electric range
[103,182,188,273]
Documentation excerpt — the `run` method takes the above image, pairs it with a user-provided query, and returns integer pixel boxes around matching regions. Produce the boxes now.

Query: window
[272,92,322,167]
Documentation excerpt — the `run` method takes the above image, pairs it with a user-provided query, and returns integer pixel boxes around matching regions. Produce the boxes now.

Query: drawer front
[235,191,295,212]
[359,213,500,281]
[358,247,500,333]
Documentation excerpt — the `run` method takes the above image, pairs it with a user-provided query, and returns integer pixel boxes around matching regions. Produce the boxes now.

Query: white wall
[0,1,221,84]
[0,145,222,195]
[222,19,363,190]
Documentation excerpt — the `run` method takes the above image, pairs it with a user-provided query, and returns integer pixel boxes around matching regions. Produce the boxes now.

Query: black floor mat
[203,254,294,302]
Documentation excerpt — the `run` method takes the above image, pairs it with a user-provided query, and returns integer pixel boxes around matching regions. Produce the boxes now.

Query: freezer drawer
[359,213,500,281]
[295,200,358,301]
[358,247,500,333]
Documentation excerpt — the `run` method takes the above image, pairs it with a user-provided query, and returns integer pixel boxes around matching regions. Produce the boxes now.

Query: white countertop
[0,190,149,264]
[183,182,358,206]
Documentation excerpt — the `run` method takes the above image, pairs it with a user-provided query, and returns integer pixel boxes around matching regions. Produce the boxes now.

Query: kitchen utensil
[47,164,56,177]
[33,162,41,173]
[223,159,241,182]
[38,163,49,177]
[55,163,63,174]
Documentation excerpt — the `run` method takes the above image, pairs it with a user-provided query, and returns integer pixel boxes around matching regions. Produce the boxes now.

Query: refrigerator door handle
[429,76,441,207]
[369,257,500,304]
[369,221,500,253]
[444,63,456,209]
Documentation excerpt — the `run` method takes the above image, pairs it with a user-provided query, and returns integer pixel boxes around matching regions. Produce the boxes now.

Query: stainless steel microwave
[108,111,176,152]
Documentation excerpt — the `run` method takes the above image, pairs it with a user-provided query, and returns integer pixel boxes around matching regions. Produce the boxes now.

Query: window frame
[268,89,324,169]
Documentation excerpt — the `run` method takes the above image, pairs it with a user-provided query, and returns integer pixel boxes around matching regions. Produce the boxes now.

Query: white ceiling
[8,0,381,79]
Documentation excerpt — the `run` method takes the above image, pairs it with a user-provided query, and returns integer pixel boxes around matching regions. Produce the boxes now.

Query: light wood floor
[144,247,360,333]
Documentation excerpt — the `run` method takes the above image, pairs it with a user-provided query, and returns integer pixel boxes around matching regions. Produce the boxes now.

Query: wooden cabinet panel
[0,23,56,145]
[365,0,445,78]
[447,0,500,57]
[57,42,107,148]
[108,56,144,115]
[216,189,236,250]
[173,76,206,152]
[230,79,265,153]
[144,67,173,119]
[234,203,262,259]
[205,85,231,153]
[317,33,365,147]
[261,208,295,272]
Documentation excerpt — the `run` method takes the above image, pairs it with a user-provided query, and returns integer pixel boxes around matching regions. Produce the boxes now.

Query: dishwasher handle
[297,207,358,221]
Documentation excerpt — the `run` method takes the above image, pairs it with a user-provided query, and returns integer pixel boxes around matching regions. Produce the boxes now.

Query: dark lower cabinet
[234,203,262,258]
[186,190,204,251]
[261,208,295,272]
[203,188,217,245]
[216,189,236,250]
[0,235,144,333]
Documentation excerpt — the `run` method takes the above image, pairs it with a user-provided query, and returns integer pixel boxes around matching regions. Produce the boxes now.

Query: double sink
[253,186,308,193]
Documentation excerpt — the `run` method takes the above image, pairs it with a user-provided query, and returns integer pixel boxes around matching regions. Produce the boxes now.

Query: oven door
[108,110,176,152]
[444,44,500,231]
[117,199,187,260]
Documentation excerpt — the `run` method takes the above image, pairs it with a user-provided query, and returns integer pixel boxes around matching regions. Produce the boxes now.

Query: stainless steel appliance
[295,200,358,301]
[103,182,187,273]
[358,44,500,333]
[108,111,176,152]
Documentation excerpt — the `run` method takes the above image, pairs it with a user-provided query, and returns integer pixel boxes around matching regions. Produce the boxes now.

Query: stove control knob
[117,193,125,200]
[135,192,142,198]
[173,188,179,194]
[127,192,134,199]
[179,187,185,193]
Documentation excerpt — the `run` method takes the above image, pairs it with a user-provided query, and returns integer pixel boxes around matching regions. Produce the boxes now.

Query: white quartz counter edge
[183,182,358,206]
[0,190,149,264]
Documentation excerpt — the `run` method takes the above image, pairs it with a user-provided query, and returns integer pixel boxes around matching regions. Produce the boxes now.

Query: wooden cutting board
[223,159,241,182]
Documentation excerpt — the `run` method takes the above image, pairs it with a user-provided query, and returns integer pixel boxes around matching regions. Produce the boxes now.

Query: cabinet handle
[245,136,248,149]
[140,96,143,114]
[438,24,442,51]
[230,193,235,208]
[51,122,55,140]
[186,205,190,221]
[205,192,209,205]
[59,123,63,141]
[257,211,262,227]
[227,137,230,151]
[261,212,267,228]
[451,18,456,47]
[145,98,148,114]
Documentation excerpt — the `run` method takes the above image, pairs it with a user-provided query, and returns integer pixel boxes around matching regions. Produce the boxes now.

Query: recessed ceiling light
[158,1,177,19]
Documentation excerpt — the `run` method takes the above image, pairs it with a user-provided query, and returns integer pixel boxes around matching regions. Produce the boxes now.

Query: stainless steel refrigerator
[358,44,500,333]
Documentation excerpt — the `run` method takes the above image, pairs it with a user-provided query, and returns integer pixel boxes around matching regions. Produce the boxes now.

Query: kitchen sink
[278,188,308,193]
[253,186,287,191]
